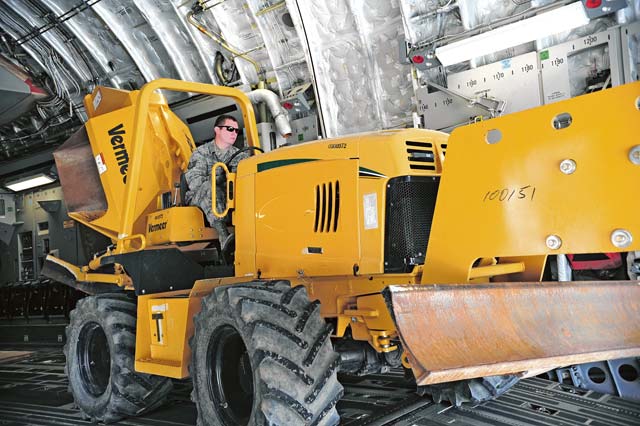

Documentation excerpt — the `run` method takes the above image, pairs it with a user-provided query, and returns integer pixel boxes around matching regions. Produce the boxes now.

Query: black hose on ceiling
[214,51,238,86]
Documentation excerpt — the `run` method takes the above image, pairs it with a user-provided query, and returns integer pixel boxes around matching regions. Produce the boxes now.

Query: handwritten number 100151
[483,185,536,202]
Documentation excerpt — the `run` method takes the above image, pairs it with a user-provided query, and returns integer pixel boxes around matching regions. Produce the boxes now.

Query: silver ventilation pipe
[247,89,292,138]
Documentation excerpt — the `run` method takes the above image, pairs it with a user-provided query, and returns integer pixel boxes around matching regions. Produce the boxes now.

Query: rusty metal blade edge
[413,347,640,385]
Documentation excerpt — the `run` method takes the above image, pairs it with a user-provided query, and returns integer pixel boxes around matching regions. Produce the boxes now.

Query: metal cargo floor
[0,348,638,426]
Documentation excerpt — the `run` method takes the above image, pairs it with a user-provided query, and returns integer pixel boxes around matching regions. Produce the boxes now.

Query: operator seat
[179,172,234,264]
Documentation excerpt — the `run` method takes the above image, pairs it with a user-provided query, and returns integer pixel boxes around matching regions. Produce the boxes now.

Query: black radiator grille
[406,140,436,171]
[384,176,440,273]
[314,181,340,232]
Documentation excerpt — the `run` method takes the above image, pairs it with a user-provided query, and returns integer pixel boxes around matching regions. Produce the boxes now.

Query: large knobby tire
[64,293,173,423]
[191,280,343,426]
[417,374,520,406]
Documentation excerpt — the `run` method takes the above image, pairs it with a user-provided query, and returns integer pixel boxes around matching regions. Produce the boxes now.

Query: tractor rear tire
[191,281,343,426]
[64,293,173,423]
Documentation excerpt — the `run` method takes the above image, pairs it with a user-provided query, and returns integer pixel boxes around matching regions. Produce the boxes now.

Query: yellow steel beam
[118,79,260,250]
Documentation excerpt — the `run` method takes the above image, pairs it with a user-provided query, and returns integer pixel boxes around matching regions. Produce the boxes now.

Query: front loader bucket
[53,126,108,215]
[385,281,640,385]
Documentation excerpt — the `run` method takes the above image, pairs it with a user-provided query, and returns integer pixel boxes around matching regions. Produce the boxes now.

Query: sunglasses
[216,125,240,134]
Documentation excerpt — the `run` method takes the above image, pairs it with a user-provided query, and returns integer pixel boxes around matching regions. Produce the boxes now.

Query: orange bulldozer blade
[385,280,640,385]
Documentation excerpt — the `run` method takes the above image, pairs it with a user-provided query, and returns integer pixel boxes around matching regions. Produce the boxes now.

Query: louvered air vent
[406,141,436,171]
[439,143,447,159]
[314,181,340,232]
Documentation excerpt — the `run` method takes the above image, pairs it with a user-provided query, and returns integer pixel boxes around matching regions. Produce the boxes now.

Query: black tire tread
[255,349,314,385]
[417,374,519,407]
[65,294,172,423]
[296,300,321,332]
[249,319,309,348]
[303,323,333,367]
[191,281,342,426]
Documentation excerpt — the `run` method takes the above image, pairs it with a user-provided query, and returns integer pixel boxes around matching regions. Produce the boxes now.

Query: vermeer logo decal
[108,123,129,183]
[328,143,347,149]
[148,222,167,233]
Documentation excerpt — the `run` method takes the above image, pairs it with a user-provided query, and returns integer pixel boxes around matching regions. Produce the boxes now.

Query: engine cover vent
[406,140,436,171]
[314,181,340,232]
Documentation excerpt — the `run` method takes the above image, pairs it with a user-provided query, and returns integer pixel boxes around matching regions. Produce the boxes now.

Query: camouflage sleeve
[185,147,211,203]
[228,150,250,173]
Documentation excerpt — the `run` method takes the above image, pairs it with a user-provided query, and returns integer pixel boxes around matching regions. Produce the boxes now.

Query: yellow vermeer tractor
[43,79,640,425]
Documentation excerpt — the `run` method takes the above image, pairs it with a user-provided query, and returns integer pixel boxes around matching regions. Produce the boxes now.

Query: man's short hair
[214,114,238,128]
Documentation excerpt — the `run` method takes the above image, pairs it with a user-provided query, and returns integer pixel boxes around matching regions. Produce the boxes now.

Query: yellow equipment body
[145,208,216,246]
[43,79,640,417]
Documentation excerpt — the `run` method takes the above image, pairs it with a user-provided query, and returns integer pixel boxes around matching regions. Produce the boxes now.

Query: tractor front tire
[418,374,520,406]
[191,281,343,426]
[64,293,172,423]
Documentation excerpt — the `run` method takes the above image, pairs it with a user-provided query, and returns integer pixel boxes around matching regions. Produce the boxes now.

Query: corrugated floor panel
[0,348,638,425]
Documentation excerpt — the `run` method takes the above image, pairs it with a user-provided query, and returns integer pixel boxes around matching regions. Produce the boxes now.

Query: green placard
[540,50,549,60]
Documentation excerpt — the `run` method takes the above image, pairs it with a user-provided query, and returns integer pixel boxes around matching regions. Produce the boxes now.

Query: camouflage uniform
[184,141,248,241]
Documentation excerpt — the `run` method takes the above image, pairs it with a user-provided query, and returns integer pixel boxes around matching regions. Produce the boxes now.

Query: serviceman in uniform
[185,114,249,248]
